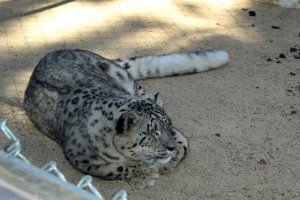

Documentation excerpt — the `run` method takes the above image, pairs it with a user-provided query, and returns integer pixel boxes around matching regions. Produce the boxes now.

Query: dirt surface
[0,0,300,199]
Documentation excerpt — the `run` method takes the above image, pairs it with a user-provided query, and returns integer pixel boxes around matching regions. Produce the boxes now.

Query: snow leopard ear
[116,110,139,134]
[154,93,159,104]
[154,93,163,108]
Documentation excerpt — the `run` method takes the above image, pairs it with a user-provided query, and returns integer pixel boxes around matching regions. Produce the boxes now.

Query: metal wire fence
[0,120,127,200]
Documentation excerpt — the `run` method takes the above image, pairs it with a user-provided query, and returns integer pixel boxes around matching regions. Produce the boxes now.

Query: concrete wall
[255,0,300,9]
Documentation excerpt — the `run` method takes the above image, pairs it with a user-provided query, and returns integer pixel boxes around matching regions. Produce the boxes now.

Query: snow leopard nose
[162,131,176,151]
[166,145,175,152]
[161,131,176,151]
[164,140,176,152]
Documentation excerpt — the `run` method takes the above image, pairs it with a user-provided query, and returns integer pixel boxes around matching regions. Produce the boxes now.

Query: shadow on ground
[0,0,300,199]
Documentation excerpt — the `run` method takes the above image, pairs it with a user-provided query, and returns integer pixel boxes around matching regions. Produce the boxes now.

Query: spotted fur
[24,49,228,189]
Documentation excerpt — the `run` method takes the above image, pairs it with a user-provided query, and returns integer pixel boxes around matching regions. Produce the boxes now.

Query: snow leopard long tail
[115,50,229,80]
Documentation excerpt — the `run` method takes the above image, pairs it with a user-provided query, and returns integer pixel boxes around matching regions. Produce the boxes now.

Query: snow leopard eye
[152,131,161,147]
[153,130,161,138]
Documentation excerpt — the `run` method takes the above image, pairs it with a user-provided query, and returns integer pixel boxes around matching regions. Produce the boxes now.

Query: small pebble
[271,25,280,29]
[290,47,297,52]
[286,89,295,95]
[259,159,266,165]
[291,110,298,115]
[248,11,256,16]
[294,55,300,59]
[279,53,286,58]
[290,72,296,76]
[267,58,272,62]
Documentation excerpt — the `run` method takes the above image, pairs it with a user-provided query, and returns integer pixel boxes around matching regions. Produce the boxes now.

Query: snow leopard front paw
[127,165,159,189]
[157,159,177,173]
[157,149,181,173]
[158,128,189,173]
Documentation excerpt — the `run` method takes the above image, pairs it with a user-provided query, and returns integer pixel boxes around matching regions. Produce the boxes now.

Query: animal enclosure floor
[0,0,300,199]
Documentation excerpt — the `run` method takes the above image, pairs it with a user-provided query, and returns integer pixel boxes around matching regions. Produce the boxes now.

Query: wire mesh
[0,120,127,200]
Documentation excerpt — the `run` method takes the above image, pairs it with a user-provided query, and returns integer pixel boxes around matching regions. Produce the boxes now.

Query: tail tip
[214,50,229,64]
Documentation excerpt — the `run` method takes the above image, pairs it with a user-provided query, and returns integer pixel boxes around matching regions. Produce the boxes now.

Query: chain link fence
[0,120,127,200]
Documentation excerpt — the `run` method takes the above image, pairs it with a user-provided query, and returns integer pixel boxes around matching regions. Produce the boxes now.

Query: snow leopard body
[24,49,229,189]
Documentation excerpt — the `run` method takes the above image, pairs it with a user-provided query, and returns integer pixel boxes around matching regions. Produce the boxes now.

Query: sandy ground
[0,0,300,199]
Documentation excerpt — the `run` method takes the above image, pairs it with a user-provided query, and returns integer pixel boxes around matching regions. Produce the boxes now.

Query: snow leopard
[24,49,229,189]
